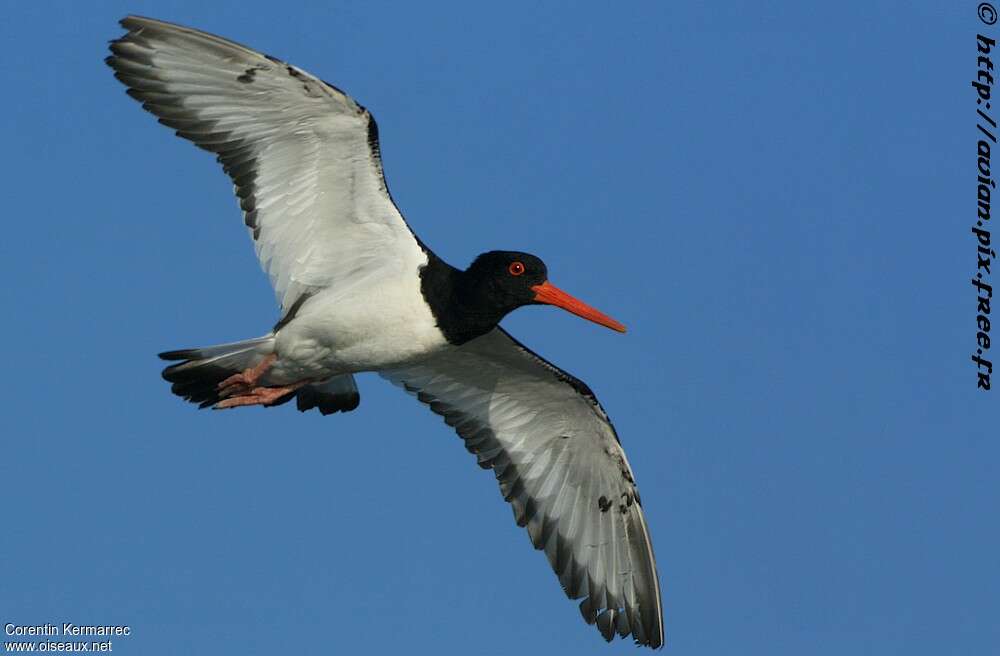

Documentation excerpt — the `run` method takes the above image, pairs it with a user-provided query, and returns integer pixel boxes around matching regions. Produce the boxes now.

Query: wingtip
[119,14,150,28]
[158,348,199,361]
[118,15,141,32]
[644,616,666,649]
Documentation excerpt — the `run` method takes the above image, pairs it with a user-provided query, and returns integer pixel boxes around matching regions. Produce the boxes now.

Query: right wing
[382,328,664,648]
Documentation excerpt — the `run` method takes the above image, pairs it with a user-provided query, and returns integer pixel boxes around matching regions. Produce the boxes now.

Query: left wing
[106,16,426,315]
[381,328,664,647]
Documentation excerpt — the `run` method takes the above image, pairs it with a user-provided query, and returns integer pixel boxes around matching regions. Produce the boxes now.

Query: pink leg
[217,353,278,397]
[213,381,308,410]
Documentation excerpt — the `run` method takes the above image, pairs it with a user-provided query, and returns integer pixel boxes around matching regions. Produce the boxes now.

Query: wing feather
[106,16,424,313]
[382,328,664,648]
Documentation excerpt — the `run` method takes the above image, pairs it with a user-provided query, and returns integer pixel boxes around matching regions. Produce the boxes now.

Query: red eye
[508,261,525,276]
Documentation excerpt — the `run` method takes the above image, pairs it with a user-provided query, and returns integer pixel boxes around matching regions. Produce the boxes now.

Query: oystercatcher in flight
[107,16,663,648]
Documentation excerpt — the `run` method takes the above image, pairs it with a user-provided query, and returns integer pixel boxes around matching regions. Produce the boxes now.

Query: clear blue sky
[1,1,994,654]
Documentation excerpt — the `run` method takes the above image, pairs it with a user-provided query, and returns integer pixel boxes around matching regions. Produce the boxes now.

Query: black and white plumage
[107,16,663,648]
[382,328,662,645]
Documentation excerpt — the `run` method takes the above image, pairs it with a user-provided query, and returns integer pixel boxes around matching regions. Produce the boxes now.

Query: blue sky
[1,1,994,654]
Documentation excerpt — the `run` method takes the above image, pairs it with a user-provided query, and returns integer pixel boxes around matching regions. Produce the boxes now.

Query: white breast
[270,255,448,383]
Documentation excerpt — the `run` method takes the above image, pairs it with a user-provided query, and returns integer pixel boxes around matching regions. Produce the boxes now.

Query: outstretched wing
[381,328,664,648]
[106,16,425,314]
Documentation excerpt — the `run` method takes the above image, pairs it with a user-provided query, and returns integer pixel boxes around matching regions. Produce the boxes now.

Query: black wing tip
[114,16,153,40]
[646,625,665,649]
[119,15,169,30]
[158,348,199,361]
[582,602,663,649]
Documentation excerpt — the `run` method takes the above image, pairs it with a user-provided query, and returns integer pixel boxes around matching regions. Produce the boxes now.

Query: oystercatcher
[107,16,664,647]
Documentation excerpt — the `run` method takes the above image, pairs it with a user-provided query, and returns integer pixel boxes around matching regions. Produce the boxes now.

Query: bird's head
[463,251,626,333]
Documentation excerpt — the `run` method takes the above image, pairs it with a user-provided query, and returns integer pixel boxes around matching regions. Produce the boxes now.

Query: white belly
[268,268,448,383]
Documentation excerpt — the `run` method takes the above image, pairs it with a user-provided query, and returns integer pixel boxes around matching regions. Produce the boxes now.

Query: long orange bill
[531,281,627,333]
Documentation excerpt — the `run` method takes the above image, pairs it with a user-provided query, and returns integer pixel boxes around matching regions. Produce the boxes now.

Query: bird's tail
[159,335,275,408]
[158,335,361,414]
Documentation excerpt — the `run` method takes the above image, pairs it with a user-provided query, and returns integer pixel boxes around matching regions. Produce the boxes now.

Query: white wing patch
[381,328,664,648]
[107,16,425,314]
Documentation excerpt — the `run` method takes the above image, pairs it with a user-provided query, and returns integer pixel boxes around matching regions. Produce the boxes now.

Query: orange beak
[531,281,627,333]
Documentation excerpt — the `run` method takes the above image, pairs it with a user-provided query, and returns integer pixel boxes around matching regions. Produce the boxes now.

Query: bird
[106,15,664,648]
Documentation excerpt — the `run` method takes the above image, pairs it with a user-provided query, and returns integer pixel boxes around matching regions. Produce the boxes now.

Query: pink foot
[218,354,277,397]
[213,382,307,410]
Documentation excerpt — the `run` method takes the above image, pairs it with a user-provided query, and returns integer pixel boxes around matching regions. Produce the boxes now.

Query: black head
[463,250,549,313]
[432,249,625,345]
